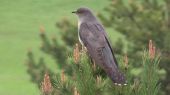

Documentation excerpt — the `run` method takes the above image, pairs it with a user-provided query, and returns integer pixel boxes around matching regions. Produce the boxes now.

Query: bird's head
[72,7,96,22]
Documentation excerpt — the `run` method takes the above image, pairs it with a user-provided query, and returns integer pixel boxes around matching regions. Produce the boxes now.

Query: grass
[0,0,118,95]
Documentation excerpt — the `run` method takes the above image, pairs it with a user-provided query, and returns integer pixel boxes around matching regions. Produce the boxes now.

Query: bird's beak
[72,11,77,13]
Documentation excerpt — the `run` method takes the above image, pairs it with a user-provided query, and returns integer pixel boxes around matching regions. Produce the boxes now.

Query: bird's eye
[77,10,82,13]
[77,9,85,14]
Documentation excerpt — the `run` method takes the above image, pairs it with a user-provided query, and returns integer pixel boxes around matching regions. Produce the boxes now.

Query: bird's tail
[110,71,127,86]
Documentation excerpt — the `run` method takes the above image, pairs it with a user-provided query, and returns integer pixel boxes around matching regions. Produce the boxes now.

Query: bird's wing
[80,23,118,66]
[95,23,119,66]
[79,22,126,85]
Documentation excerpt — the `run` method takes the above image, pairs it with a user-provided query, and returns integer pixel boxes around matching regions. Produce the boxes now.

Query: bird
[72,7,127,85]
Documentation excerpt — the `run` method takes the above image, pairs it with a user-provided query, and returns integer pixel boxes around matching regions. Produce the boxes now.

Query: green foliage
[41,48,161,95]
[26,50,46,87]
[141,50,160,95]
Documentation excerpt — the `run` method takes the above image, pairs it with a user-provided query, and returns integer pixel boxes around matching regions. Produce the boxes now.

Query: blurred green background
[0,0,109,94]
